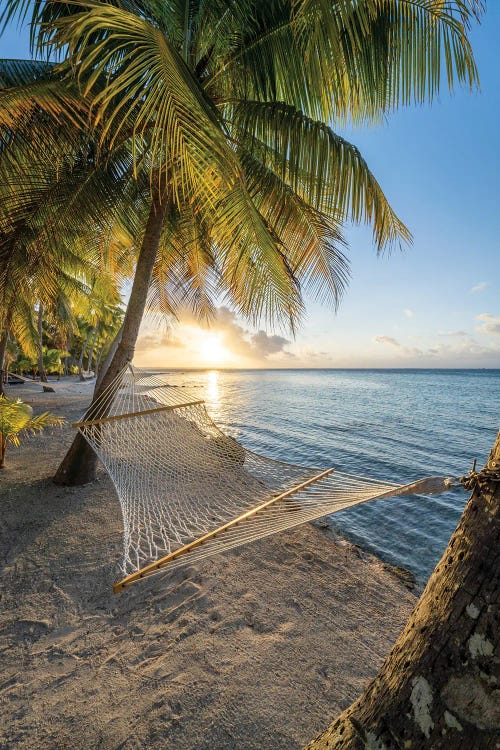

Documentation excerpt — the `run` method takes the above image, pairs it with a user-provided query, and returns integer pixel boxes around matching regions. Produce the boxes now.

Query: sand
[0,380,417,750]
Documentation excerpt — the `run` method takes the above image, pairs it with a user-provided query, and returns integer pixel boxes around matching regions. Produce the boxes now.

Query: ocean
[156,368,499,586]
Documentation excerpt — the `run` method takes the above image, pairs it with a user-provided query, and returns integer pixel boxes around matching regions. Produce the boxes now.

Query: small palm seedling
[0,396,64,468]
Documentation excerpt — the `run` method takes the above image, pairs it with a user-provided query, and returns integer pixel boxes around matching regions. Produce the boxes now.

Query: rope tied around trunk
[460,463,500,493]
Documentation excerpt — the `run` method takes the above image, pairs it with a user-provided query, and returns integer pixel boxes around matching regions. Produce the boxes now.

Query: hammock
[74,366,455,593]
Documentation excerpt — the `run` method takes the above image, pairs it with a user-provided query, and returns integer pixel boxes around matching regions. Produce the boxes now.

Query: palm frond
[231,100,410,251]
[240,149,350,309]
[51,3,241,206]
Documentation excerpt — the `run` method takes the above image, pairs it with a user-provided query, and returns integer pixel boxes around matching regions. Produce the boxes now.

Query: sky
[2,6,499,369]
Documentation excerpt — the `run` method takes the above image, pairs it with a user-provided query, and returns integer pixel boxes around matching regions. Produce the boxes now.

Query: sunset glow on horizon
[199,333,232,366]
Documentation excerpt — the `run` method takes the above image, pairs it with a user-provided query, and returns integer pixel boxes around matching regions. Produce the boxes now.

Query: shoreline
[0,383,418,749]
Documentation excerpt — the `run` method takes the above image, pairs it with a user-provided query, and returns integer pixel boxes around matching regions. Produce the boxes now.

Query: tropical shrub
[0,396,64,467]
[42,348,70,376]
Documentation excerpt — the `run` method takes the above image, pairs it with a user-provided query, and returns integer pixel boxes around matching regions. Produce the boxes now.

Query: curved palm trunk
[37,304,48,383]
[62,333,72,376]
[305,431,500,750]
[95,323,123,390]
[0,332,7,396]
[53,193,168,486]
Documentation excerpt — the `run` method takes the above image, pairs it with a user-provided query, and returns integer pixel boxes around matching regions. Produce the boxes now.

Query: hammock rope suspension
[74,366,456,593]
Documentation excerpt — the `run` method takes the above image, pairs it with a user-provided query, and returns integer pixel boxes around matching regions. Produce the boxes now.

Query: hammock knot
[460,466,500,494]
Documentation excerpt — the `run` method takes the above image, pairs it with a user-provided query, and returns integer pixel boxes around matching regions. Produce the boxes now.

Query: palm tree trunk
[305,430,500,750]
[53,192,168,486]
[0,436,6,468]
[86,326,99,374]
[37,304,48,383]
[94,345,104,379]
[95,323,123,390]
[78,334,91,382]
[0,309,12,397]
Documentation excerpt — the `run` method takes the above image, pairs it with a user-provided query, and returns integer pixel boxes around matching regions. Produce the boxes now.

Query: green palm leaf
[231,99,411,251]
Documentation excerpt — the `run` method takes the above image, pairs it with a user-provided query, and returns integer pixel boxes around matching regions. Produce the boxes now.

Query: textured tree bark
[94,344,104,380]
[53,192,168,486]
[305,431,500,750]
[37,304,48,382]
[86,325,99,373]
[78,333,91,382]
[95,323,123,390]
[0,313,11,397]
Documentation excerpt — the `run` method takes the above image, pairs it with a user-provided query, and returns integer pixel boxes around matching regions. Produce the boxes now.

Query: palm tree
[0,395,64,468]
[41,347,70,377]
[0,59,141,391]
[21,0,474,485]
[1,2,480,483]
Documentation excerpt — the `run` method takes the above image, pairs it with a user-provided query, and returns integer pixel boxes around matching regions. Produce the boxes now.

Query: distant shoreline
[133,366,500,372]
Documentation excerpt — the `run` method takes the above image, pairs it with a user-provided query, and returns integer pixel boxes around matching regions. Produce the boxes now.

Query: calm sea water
[156,368,499,585]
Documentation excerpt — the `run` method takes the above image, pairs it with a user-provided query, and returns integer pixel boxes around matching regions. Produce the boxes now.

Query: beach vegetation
[10,348,69,377]
[0,395,64,467]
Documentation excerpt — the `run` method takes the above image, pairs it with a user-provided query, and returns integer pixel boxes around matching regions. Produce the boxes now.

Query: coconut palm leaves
[0,396,64,467]
[2,0,482,331]
[205,0,481,120]
[39,1,480,316]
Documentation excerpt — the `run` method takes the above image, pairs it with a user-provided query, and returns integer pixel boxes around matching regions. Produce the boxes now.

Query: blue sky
[2,6,499,368]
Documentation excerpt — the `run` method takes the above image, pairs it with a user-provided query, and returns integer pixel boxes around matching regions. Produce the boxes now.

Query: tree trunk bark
[86,326,99,374]
[37,304,48,383]
[78,334,90,382]
[95,323,123,391]
[62,332,72,376]
[53,192,168,486]
[0,436,6,468]
[305,431,500,750]
[0,311,12,397]
[94,345,104,379]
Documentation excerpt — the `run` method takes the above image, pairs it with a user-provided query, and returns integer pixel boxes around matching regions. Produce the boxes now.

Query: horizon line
[134,366,500,372]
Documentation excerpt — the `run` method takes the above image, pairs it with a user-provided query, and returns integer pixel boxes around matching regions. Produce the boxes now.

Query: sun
[199,333,229,366]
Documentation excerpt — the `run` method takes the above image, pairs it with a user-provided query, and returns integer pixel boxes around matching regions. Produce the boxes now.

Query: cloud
[470,282,489,294]
[403,308,414,318]
[437,330,468,338]
[476,313,500,336]
[135,329,184,353]
[137,306,295,365]
[250,330,292,357]
[374,335,424,356]
[374,328,500,365]
[212,308,293,359]
[374,336,402,348]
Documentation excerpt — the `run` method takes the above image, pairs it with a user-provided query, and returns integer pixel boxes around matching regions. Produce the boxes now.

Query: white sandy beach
[0,379,417,749]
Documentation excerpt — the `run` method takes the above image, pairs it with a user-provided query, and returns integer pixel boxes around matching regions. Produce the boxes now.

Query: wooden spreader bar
[113,466,335,593]
[73,400,205,429]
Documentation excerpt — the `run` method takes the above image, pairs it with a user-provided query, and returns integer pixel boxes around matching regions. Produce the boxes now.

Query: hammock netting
[75,367,454,592]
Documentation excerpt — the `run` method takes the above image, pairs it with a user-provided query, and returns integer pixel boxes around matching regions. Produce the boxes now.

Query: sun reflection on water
[205,370,221,417]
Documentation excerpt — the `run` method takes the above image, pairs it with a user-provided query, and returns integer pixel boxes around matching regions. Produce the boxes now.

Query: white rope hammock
[74,366,455,593]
